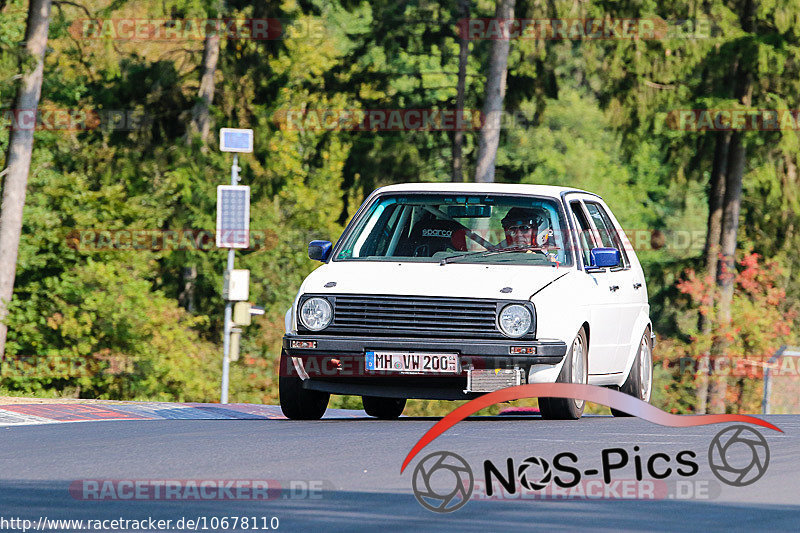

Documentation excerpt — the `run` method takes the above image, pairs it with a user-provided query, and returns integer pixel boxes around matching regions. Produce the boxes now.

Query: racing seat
[396,218,467,257]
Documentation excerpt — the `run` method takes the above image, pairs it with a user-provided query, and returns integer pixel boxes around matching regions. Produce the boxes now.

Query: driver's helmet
[501,207,545,229]
[501,207,549,246]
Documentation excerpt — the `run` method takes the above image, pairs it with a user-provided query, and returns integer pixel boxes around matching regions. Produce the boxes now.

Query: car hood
[299,261,572,300]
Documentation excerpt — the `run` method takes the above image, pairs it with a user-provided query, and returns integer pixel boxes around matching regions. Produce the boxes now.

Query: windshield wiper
[440,245,550,265]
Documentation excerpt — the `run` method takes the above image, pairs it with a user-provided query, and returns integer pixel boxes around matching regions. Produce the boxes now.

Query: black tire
[279,351,329,420]
[539,328,588,420]
[611,329,653,417]
[362,396,406,419]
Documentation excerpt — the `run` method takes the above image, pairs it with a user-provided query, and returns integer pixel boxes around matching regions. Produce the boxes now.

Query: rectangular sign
[219,127,253,153]
[365,351,460,374]
[216,185,250,248]
[224,270,250,301]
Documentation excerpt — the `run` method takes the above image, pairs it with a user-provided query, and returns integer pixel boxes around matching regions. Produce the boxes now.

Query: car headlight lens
[300,297,333,331]
[498,304,532,338]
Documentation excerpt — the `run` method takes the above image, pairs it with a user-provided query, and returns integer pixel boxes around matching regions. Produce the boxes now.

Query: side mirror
[589,247,620,268]
[308,240,332,262]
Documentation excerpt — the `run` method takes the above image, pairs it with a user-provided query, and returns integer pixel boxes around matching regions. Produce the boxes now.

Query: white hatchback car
[280,183,653,420]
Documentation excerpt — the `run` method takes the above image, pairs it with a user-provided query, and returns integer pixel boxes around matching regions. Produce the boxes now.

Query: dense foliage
[1,0,798,413]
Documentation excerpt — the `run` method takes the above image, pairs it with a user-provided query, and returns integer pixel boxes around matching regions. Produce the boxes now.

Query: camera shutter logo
[517,456,552,491]
[708,425,770,487]
[412,451,473,513]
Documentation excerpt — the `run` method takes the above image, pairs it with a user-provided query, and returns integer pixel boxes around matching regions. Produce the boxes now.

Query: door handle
[633,282,642,289]
[609,285,620,292]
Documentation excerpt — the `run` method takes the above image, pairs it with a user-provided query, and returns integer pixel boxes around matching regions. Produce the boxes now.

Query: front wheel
[611,329,653,417]
[362,396,406,419]
[279,350,329,420]
[539,328,588,420]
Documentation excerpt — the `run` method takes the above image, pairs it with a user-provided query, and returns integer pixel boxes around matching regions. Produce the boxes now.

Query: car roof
[373,182,596,198]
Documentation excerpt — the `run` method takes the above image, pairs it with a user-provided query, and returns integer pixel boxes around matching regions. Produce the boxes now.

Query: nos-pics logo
[411,425,770,513]
[411,451,474,513]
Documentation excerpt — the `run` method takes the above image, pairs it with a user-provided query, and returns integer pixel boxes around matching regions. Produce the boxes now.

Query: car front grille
[302,294,514,338]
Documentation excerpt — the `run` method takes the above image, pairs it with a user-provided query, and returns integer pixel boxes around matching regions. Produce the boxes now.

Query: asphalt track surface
[1,412,798,532]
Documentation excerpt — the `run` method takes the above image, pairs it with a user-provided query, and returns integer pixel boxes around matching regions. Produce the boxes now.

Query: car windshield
[334,193,574,266]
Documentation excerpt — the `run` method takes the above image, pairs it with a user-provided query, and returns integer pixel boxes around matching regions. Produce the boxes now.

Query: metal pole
[762,345,785,415]
[762,364,771,415]
[231,153,239,184]
[221,154,240,404]
[221,249,234,403]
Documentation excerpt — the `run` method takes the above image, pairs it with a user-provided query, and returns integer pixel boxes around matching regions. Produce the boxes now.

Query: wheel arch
[581,321,590,351]
[618,313,653,386]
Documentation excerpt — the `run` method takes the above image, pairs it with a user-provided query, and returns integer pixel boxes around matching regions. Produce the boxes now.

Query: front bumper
[281,334,567,400]
[283,334,567,366]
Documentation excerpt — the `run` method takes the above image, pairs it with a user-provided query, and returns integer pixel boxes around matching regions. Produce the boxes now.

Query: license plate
[365,351,460,374]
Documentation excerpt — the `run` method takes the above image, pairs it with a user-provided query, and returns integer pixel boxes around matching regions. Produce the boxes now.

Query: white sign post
[217,128,253,404]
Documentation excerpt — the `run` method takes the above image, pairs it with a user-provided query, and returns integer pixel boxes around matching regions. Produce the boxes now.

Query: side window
[569,201,594,267]
[585,202,630,268]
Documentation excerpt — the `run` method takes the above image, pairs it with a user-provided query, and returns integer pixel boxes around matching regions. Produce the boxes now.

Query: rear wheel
[611,329,653,417]
[362,396,406,419]
[539,328,588,420]
[279,350,329,420]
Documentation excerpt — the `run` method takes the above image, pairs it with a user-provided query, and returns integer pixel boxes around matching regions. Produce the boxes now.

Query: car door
[586,199,649,371]
[583,199,643,372]
[566,197,623,375]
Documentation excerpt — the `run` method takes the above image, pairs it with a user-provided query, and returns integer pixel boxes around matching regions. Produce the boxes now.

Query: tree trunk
[186,31,220,148]
[717,138,747,301]
[707,0,754,414]
[178,265,198,313]
[696,131,730,413]
[708,131,746,413]
[451,0,470,182]
[0,0,52,359]
[703,131,731,286]
[474,0,515,183]
[181,7,221,311]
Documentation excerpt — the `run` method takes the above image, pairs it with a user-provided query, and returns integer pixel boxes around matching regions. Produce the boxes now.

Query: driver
[499,207,553,249]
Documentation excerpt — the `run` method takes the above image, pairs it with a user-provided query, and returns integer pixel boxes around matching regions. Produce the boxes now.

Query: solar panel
[219,127,253,153]
[216,185,250,248]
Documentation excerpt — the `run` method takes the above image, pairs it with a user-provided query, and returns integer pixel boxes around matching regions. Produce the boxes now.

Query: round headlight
[300,298,333,331]
[498,304,532,338]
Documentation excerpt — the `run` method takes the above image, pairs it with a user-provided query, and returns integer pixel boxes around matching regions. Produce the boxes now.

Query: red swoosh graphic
[400,383,782,474]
